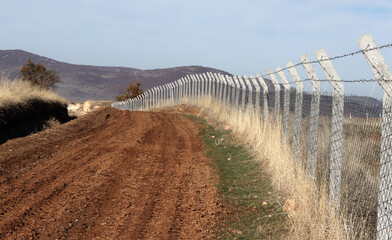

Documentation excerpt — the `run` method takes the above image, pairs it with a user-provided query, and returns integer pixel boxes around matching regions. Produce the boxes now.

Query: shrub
[19,59,61,90]
[116,81,143,101]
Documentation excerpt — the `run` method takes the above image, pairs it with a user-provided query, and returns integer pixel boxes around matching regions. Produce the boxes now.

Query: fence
[112,34,392,239]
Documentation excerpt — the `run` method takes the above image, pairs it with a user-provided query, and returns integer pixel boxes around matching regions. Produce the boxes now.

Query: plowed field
[0,108,220,239]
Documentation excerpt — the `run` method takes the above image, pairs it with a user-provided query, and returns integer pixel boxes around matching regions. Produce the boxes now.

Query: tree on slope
[116,81,143,101]
[19,59,61,90]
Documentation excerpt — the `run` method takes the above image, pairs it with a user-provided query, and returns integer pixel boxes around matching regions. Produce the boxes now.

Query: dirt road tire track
[0,108,221,239]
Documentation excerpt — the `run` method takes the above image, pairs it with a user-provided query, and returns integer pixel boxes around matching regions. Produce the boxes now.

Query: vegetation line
[184,114,286,239]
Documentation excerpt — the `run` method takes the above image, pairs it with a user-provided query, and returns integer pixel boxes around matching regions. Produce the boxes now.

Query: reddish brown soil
[0,108,221,239]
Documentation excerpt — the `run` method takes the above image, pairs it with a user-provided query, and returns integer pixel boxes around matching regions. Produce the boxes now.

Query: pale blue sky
[1,0,391,98]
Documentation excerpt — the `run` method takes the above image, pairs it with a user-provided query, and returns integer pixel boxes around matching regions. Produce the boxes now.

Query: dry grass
[148,96,358,239]
[0,76,66,107]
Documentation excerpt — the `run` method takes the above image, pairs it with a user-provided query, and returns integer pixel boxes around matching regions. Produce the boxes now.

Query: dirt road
[0,108,220,239]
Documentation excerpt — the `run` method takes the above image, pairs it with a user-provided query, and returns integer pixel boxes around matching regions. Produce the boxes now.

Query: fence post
[287,62,304,162]
[225,75,233,104]
[218,74,226,106]
[165,84,170,106]
[358,34,392,240]
[198,74,204,101]
[171,83,175,106]
[250,75,261,120]
[178,79,183,103]
[236,76,246,112]
[207,72,212,98]
[221,75,229,104]
[174,81,178,105]
[189,75,197,105]
[228,76,236,107]
[194,75,199,105]
[185,75,191,104]
[316,49,344,208]
[243,75,254,114]
[155,86,160,107]
[232,76,241,111]
[212,73,220,103]
[182,78,187,102]
[268,70,281,121]
[185,76,190,104]
[257,73,269,122]
[160,84,164,106]
[150,87,155,108]
[185,76,192,104]
[300,54,321,182]
[218,74,225,105]
[203,73,210,100]
[276,68,291,143]
[146,89,151,109]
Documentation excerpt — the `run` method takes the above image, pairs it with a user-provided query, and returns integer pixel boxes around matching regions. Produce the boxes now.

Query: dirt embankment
[0,108,221,239]
[0,99,71,145]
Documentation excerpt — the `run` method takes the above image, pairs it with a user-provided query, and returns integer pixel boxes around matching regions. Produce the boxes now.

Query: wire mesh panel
[110,33,392,240]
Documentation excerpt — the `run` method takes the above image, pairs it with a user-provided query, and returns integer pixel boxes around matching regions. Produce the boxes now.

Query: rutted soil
[0,108,221,239]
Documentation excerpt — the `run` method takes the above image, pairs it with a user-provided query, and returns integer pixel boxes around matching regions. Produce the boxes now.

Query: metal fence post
[276,68,291,143]
[316,49,345,207]
[359,34,392,240]
[287,62,304,162]
[257,73,269,122]
[268,70,281,121]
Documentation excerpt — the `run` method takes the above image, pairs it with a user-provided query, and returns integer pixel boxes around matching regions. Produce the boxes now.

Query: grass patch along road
[185,114,286,239]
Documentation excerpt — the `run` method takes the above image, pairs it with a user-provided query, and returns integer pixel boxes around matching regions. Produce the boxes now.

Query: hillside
[0,50,232,102]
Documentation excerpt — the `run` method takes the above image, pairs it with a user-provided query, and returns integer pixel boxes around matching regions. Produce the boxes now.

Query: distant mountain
[0,50,232,102]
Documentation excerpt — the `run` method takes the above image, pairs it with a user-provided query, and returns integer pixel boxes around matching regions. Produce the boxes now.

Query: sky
[1,0,392,98]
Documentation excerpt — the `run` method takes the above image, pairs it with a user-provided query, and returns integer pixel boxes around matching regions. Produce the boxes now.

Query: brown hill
[0,50,232,102]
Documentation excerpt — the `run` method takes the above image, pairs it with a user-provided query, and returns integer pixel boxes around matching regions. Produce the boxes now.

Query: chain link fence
[112,34,392,240]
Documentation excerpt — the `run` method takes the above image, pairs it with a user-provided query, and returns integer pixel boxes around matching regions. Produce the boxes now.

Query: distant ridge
[0,50,232,102]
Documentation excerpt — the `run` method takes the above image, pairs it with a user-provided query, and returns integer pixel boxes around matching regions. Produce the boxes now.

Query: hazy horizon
[1,0,391,98]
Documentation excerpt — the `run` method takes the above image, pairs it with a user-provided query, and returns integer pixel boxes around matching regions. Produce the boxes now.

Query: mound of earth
[0,108,221,239]
[0,99,71,145]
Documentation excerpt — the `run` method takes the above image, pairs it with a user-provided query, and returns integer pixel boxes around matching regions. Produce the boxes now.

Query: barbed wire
[260,78,388,86]
[260,42,392,78]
